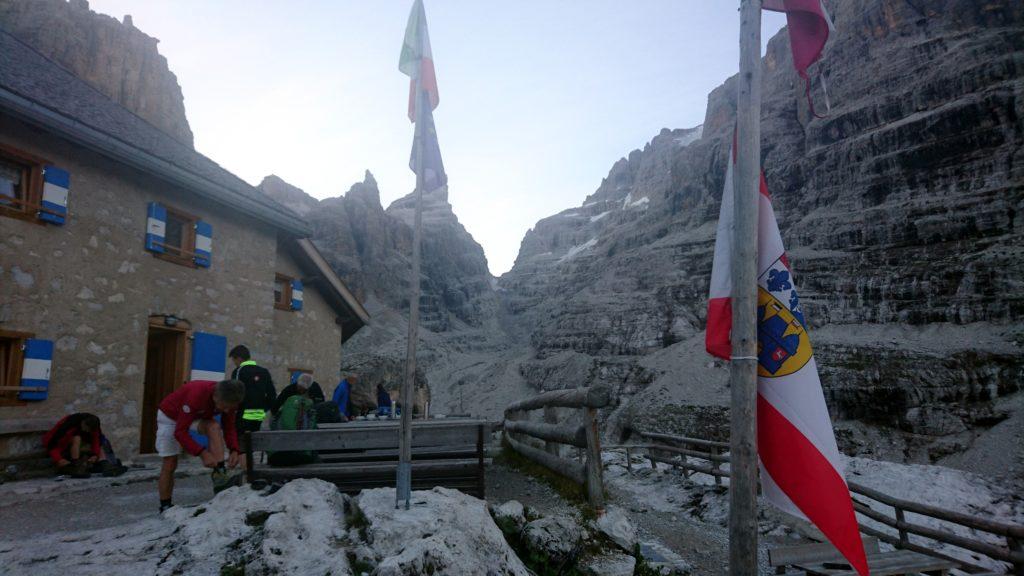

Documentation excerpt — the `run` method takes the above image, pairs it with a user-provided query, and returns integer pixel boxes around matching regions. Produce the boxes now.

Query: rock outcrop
[0,0,194,146]
[498,0,1024,464]
[259,0,1023,470]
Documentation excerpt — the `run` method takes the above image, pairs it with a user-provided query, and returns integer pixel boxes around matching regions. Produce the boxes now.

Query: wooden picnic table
[794,549,957,576]
[771,536,959,576]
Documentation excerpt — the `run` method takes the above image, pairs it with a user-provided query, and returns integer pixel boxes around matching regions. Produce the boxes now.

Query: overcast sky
[89,1,786,275]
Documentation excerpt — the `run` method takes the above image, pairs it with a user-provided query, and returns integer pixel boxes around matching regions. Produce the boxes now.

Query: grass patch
[496,442,587,506]
[244,510,273,527]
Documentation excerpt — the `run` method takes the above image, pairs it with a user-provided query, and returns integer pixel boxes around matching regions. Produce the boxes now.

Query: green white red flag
[399,0,439,122]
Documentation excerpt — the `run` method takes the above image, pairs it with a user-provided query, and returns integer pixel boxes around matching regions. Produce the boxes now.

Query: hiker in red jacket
[156,379,245,513]
[44,413,102,477]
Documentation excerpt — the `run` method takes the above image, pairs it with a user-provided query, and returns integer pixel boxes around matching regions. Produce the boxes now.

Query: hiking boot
[211,467,243,494]
[159,501,174,513]
[69,458,91,479]
[100,460,127,477]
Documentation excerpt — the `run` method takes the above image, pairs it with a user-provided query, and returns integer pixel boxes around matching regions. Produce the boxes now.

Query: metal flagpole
[729,0,762,573]
[397,70,426,511]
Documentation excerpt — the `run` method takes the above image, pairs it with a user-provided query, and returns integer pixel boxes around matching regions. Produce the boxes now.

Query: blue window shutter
[145,202,167,253]
[194,220,212,268]
[19,339,53,401]
[38,166,69,225]
[190,332,227,381]
[291,279,303,310]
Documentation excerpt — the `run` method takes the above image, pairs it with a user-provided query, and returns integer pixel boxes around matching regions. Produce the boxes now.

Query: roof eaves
[0,86,312,237]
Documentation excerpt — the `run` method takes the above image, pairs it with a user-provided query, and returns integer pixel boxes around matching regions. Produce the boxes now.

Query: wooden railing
[621,431,1024,575]
[503,386,611,508]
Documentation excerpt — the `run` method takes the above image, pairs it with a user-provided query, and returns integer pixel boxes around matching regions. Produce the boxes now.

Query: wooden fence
[503,386,611,508]
[621,431,1024,575]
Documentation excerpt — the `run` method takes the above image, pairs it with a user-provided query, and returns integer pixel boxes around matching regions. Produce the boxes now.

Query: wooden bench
[769,536,959,575]
[243,419,489,497]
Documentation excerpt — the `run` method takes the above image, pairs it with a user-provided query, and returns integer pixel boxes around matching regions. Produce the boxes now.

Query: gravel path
[0,472,214,540]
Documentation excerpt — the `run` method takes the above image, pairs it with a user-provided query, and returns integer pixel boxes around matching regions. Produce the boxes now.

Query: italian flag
[399,0,439,122]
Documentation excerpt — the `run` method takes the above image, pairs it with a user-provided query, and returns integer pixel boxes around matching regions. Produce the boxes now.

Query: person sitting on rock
[43,413,126,478]
[156,379,246,513]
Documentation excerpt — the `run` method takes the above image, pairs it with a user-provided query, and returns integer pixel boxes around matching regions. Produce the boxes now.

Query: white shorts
[155,410,201,457]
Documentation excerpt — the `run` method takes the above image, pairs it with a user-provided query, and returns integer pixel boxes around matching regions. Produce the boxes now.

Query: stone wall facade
[0,115,343,457]
[267,245,343,397]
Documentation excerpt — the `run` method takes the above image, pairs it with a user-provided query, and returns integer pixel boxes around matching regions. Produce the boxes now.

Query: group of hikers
[42,344,398,513]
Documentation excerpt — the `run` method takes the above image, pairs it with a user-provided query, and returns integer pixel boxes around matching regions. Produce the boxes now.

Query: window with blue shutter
[291,279,304,311]
[189,332,227,449]
[194,220,212,267]
[145,202,167,253]
[38,165,69,225]
[19,339,53,401]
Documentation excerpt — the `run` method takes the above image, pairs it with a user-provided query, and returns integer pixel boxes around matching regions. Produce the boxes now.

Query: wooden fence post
[583,406,604,509]
[1008,536,1023,576]
[543,406,560,456]
[896,506,909,547]
[712,446,722,486]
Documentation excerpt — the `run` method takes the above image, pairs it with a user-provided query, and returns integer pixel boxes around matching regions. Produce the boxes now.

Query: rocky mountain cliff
[0,0,194,146]
[272,0,1023,474]
[499,0,1023,472]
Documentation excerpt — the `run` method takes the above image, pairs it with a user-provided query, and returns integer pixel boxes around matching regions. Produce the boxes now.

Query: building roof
[290,238,371,340]
[0,29,310,236]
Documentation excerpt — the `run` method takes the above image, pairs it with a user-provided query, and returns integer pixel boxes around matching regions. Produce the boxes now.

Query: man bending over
[156,379,245,513]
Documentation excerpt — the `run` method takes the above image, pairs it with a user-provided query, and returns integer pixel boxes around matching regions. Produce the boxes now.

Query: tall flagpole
[397,69,426,511]
[730,0,762,573]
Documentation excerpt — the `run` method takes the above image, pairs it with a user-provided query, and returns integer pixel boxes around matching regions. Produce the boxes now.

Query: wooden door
[140,325,187,453]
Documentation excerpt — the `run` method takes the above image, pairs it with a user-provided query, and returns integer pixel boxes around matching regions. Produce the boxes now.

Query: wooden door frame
[139,316,192,453]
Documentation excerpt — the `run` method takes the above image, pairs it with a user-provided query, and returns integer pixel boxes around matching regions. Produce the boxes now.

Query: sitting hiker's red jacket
[43,414,101,464]
[159,380,239,456]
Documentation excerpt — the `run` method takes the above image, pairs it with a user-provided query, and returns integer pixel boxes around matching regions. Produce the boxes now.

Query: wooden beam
[583,406,604,508]
[504,385,612,413]
[637,431,730,451]
[730,1,763,574]
[504,419,587,448]
[505,433,585,485]
[849,481,1024,539]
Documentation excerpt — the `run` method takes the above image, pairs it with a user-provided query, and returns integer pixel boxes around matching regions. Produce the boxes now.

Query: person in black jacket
[228,345,276,434]
[273,371,326,414]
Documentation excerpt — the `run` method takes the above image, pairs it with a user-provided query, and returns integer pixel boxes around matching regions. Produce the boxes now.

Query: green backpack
[268,395,317,466]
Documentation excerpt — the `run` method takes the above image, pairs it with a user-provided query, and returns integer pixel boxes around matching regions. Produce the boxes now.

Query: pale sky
[89,1,786,275]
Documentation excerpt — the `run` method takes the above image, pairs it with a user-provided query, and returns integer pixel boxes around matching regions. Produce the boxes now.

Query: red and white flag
[707,138,868,576]
[763,0,834,115]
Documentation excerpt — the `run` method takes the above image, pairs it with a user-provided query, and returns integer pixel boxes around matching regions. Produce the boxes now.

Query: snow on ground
[601,446,1024,574]
[590,210,611,223]
[674,125,704,147]
[0,481,531,576]
[0,478,351,575]
[358,487,530,576]
[558,237,598,263]
[845,456,1024,573]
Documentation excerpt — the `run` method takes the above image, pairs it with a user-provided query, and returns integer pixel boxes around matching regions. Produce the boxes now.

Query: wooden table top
[797,549,958,576]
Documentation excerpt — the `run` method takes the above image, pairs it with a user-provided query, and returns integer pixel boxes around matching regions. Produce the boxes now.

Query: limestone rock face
[0,0,194,146]
[498,0,1024,462]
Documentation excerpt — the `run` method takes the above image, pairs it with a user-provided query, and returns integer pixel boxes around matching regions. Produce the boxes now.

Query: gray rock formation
[258,0,1023,473]
[497,0,1024,466]
[0,0,195,146]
